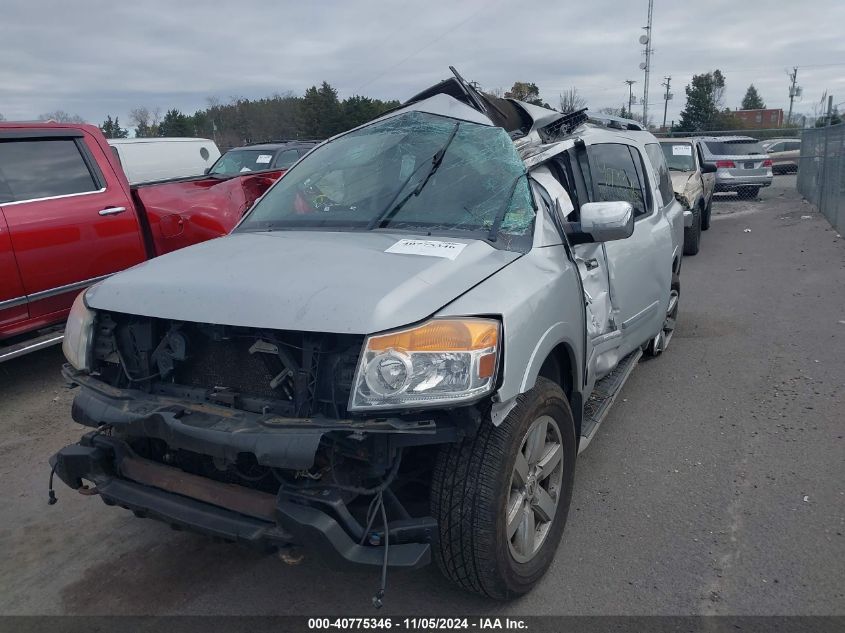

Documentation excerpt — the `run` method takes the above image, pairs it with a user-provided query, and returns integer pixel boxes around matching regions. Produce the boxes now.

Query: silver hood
[85,231,521,334]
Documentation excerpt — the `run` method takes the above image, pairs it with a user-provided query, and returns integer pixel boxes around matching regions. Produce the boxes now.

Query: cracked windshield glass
[238,111,534,249]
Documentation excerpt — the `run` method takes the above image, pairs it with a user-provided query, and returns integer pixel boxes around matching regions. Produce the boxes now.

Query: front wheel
[430,378,576,599]
[683,207,702,256]
[701,197,712,231]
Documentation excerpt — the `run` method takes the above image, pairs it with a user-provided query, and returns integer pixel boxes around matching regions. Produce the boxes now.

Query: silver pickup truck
[52,71,684,601]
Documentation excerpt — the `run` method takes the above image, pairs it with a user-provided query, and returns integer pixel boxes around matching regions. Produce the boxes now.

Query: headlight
[62,291,96,372]
[349,318,500,411]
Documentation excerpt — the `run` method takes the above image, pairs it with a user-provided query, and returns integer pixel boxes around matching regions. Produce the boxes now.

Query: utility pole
[640,0,654,127]
[625,80,637,116]
[661,76,672,129]
[787,67,800,125]
[827,94,834,126]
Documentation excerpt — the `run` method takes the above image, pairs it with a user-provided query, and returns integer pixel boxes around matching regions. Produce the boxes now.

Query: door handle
[99,206,126,216]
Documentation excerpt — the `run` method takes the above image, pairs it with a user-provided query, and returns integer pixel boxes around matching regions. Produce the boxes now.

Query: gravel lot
[1,176,843,616]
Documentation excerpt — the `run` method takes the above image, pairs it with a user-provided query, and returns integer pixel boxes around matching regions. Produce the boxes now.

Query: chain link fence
[655,127,802,140]
[797,123,845,233]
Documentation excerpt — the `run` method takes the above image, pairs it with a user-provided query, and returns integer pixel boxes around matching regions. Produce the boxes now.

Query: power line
[353,2,494,93]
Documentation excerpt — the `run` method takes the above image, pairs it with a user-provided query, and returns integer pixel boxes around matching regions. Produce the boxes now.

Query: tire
[683,206,701,256]
[738,186,760,199]
[430,378,577,600]
[701,198,712,231]
[645,272,680,357]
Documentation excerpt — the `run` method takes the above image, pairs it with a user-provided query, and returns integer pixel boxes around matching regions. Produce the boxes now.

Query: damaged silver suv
[52,70,684,601]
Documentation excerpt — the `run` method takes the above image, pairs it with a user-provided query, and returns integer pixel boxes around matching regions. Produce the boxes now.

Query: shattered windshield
[237,111,535,248]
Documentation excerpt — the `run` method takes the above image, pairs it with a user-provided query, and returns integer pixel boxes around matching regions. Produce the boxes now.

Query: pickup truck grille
[92,313,363,418]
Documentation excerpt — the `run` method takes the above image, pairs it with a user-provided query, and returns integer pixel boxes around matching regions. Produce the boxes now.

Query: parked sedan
[761,138,801,174]
[699,136,773,198]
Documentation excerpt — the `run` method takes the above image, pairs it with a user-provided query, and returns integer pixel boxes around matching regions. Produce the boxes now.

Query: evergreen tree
[676,70,727,132]
[741,84,766,110]
[300,82,343,138]
[158,109,191,137]
[341,95,400,130]
[100,115,128,138]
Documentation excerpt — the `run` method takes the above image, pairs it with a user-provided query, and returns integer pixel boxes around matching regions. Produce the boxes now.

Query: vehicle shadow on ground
[58,524,505,615]
[712,192,758,204]
[0,345,65,392]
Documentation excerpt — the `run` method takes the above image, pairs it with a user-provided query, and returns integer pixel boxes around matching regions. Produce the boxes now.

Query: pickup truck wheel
[430,377,576,600]
[645,273,680,357]
[701,198,712,231]
[683,207,701,256]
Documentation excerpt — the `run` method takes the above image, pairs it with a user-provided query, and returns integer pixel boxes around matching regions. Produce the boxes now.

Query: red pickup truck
[0,122,286,361]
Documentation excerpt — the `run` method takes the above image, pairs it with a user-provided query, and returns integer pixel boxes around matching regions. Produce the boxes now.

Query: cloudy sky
[2,0,844,130]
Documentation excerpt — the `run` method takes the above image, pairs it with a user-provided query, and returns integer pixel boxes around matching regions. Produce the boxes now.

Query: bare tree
[485,87,505,99]
[128,106,162,128]
[129,106,162,137]
[38,110,85,123]
[559,87,587,114]
[597,106,644,123]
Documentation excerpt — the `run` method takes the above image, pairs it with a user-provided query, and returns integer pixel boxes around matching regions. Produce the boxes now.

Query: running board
[0,328,64,363]
[578,348,642,453]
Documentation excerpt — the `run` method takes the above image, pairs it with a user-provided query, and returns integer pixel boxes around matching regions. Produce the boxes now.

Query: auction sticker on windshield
[672,145,692,156]
[385,239,467,260]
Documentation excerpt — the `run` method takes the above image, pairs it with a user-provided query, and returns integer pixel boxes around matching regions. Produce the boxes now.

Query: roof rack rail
[587,114,647,131]
[261,138,323,144]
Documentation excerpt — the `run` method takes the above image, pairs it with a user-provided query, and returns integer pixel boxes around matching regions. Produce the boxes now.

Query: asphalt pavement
[0,176,842,616]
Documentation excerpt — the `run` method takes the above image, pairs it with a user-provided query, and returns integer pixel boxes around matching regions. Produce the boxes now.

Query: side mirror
[700,162,717,174]
[572,201,634,243]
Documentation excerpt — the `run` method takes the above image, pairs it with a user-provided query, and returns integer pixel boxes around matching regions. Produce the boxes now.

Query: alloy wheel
[506,415,564,563]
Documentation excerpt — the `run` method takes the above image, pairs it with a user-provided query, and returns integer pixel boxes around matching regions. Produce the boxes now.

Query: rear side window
[645,143,674,208]
[273,149,300,169]
[586,143,647,217]
[704,140,766,156]
[0,139,99,204]
[786,141,801,151]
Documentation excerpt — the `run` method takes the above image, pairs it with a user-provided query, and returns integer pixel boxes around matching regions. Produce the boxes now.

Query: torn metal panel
[671,171,700,210]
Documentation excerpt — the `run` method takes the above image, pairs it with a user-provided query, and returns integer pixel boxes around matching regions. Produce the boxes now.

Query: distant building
[732,108,784,129]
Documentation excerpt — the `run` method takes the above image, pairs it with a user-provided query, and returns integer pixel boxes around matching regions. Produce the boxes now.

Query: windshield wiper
[366,121,461,230]
[487,173,527,242]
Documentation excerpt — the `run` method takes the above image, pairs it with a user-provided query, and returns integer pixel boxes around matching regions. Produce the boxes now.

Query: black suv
[208,140,320,176]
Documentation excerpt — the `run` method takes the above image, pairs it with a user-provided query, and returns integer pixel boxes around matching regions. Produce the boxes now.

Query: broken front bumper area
[52,369,456,569]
